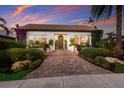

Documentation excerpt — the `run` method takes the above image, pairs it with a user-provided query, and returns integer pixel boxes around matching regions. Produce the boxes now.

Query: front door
[58,35,63,49]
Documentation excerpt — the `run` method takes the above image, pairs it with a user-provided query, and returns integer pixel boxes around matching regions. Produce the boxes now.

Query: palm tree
[91,5,124,57]
[106,32,116,40]
[0,17,10,35]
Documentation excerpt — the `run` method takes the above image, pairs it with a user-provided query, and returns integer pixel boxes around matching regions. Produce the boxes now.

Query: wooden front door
[58,35,63,49]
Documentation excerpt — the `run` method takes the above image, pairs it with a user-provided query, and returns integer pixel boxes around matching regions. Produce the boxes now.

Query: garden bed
[79,47,124,73]
[0,48,46,81]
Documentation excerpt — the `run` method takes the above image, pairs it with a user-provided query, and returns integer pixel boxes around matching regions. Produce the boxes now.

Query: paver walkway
[25,50,112,79]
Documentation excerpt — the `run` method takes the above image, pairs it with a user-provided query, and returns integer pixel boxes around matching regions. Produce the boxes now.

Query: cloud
[71,18,85,23]
[49,5,86,18]
[71,18,89,26]
[72,17,124,27]
[52,6,84,14]
[95,17,124,26]
[10,5,34,17]
[9,13,55,27]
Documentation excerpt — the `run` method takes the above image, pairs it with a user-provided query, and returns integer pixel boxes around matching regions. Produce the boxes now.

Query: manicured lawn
[0,70,31,81]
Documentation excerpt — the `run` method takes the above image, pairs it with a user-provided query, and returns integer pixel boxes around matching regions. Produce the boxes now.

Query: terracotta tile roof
[18,24,98,31]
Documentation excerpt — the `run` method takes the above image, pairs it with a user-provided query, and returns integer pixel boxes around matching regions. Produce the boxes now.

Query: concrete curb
[0,74,124,88]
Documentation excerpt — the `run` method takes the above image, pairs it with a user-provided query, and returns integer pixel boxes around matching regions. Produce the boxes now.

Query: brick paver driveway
[25,50,112,79]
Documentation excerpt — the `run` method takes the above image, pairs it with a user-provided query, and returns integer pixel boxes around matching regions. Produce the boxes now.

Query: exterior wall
[26,31,91,51]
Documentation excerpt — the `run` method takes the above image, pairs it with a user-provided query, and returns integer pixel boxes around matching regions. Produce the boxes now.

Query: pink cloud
[9,13,56,27]
[71,18,89,26]
[71,18,85,23]
[10,5,34,17]
[52,5,85,15]
[95,17,124,26]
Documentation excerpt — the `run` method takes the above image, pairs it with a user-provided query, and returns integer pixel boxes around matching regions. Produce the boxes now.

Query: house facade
[15,24,103,51]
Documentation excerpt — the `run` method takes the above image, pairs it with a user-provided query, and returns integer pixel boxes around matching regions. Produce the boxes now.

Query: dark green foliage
[49,39,54,46]
[5,48,45,63]
[28,59,42,70]
[114,64,124,73]
[95,56,110,69]
[55,40,59,49]
[0,48,46,80]
[96,39,115,50]
[39,41,46,48]
[0,39,26,50]
[65,40,68,49]
[70,38,76,46]
[0,51,11,72]
[20,48,45,61]
[79,48,112,60]
[91,30,103,47]
[97,39,124,51]
[5,48,25,63]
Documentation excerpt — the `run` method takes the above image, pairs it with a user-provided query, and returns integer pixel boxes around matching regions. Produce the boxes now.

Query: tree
[0,17,10,35]
[91,5,124,57]
[106,32,116,40]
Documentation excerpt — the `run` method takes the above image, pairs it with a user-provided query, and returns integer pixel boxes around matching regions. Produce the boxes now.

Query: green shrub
[96,39,115,50]
[0,51,11,72]
[55,40,59,49]
[65,40,68,49]
[70,38,76,46]
[5,48,45,63]
[0,39,26,50]
[91,30,103,47]
[28,59,42,70]
[114,64,124,73]
[49,39,54,46]
[79,48,112,60]
[95,56,110,69]
[5,48,25,63]
[20,48,45,61]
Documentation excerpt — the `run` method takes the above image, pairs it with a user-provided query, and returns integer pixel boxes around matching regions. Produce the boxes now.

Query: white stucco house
[15,24,103,51]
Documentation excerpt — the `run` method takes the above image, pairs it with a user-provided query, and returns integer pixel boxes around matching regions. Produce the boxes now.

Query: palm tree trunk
[113,5,124,58]
[116,5,122,49]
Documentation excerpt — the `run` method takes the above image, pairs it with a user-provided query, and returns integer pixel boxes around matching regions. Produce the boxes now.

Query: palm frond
[0,17,6,24]
[0,24,10,35]
[91,5,113,21]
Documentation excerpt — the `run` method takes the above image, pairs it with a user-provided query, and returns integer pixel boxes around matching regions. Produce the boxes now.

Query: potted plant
[49,39,54,52]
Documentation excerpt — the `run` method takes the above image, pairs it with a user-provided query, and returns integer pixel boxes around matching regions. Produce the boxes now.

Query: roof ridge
[20,23,92,27]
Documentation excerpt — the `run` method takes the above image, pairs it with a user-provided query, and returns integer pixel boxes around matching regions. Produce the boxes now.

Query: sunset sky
[0,5,124,36]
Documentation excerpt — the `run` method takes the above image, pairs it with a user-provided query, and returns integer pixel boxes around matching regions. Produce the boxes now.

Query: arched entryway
[58,35,63,49]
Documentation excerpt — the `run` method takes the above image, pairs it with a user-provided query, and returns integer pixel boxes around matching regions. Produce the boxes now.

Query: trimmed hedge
[20,48,45,61]
[114,64,124,73]
[5,48,45,63]
[5,48,25,63]
[0,51,11,72]
[0,48,46,72]
[79,48,112,60]
[0,39,26,50]
[28,59,42,70]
